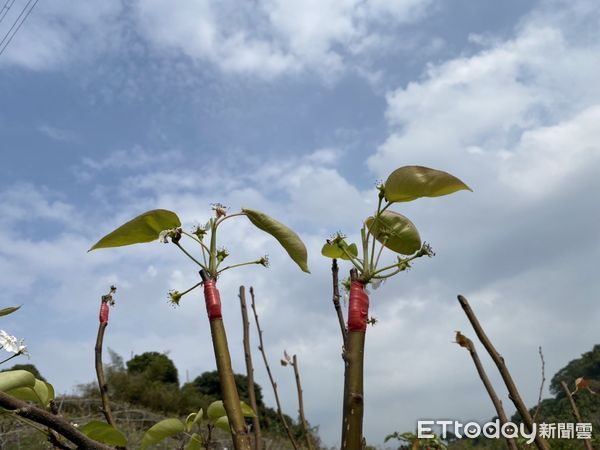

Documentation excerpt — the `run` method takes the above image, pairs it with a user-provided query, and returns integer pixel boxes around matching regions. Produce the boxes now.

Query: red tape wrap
[203,280,223,321]
[348,280,369,332]
[99,302,109,324]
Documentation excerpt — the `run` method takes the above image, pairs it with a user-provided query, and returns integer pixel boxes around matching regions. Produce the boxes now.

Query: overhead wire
[0,0,39,57]
[0,0,16,25]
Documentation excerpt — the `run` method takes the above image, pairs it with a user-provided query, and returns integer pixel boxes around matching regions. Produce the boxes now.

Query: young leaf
[384,166,472,203]
[89,209,181,251]
[207,400,227,420]
[214,416,231,433]
[0,305,21,317]
[140,418,185,450]
[321,241,358,260]
[366,211,421,255]
[79,421,128,447]
[185,408,204,432]
[0,370,35,392]
[7,379,54,407]
[240,400,257,418]
[186,433,203,450]
[242,208,310,273]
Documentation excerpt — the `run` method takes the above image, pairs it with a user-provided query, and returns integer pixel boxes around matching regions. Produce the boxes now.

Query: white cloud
[0,0,124,70]
[368,4,600,199]
[133,0,434,80]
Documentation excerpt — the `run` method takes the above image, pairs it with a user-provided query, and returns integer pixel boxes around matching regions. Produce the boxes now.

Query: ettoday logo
[418,420,537,444]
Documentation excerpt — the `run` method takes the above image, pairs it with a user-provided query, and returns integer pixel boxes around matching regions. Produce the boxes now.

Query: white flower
[0,329,28,355]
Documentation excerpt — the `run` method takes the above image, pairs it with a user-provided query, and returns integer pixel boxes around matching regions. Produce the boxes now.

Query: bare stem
[291,355,314,450]
[249,287,299,450]
[239,286,263,450]
[561,381,594,450]
[455,332,518,450]
[457,295,549,450]
[331,259,347,343]
[95,321,116,428]
[533,346,546,423]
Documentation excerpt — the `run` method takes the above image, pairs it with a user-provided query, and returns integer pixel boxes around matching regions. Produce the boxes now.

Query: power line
[0,0,39,57]
[0,0,16,25]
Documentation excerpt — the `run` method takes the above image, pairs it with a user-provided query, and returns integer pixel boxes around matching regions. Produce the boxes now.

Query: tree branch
[561,381,594,450]
[0,391,114,450]
[331,259,347,343]
[457,295,549,450]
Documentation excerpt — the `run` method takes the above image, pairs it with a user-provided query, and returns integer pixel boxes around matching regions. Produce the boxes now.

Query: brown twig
[249,287,299,450]
[95,287,117,428]
[457,295,549,450]
[454,331,518,450]
[561,381,594,450]
[533,346,545,423]
[332,259,347,343]
[0,391,114,450]
[291,355,314,450]
[239,286,263,450]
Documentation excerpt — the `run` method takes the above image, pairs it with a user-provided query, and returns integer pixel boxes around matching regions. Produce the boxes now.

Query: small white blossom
[0,330,28,355]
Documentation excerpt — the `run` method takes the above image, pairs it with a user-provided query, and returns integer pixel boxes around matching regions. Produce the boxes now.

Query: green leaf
[0,370,35,393]
[186,433,203,450]
[7,379,55,407]
[0,305,21,317]
[89,209,181,251]
[242,208,310,273]
[384,166,472,203]
[240,401,257,418]
[185,408,203,432]
[207,400,227,421]
[321,241,358,260]
[79,421,128,447]
[366,211,421,255]
[140,418,185,450]
[214,416,231,433]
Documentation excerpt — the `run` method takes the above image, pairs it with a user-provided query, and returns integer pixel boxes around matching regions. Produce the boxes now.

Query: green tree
[127,351,179,385]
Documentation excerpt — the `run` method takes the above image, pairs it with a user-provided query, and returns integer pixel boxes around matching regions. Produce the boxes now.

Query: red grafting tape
[348,280,369,332]
[203,280,223,321]
[99,302,109,324]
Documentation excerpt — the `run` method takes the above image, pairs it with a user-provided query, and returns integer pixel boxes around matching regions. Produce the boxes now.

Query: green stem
[371,238,388,273]
[217,260,261,275]
[181,281,203,296]
[215,212,246,227]
[341,331,365,450]
[175,242,207,270]
[182,231,211,254]
[209,219,218,277]
[360,227,369,278]
[200,270,251,450]
[338,245,364,272]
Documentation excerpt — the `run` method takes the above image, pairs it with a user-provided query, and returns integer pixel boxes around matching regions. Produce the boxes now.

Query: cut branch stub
[384,165,472,203]
[89,209,181,251]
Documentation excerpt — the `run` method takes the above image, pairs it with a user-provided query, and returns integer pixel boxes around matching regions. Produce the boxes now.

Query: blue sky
[1,0,600,447]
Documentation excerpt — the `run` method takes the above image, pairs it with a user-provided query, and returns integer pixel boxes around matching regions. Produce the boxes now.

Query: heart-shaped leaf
[384,166,472,203]
[321,240,358,260]
[0,370,35,393]
[207,400,227,421]
[366,211,421,255]
[80,421,128,447]
[240,401,257,418]
[214,416,231,433]
[140,418,185,450]
[186,433,203,450]
[7,379,54,407]
[242,208,309,273]
[185,408,203,432]
[0,305,21,317]
[89,209,181,251]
